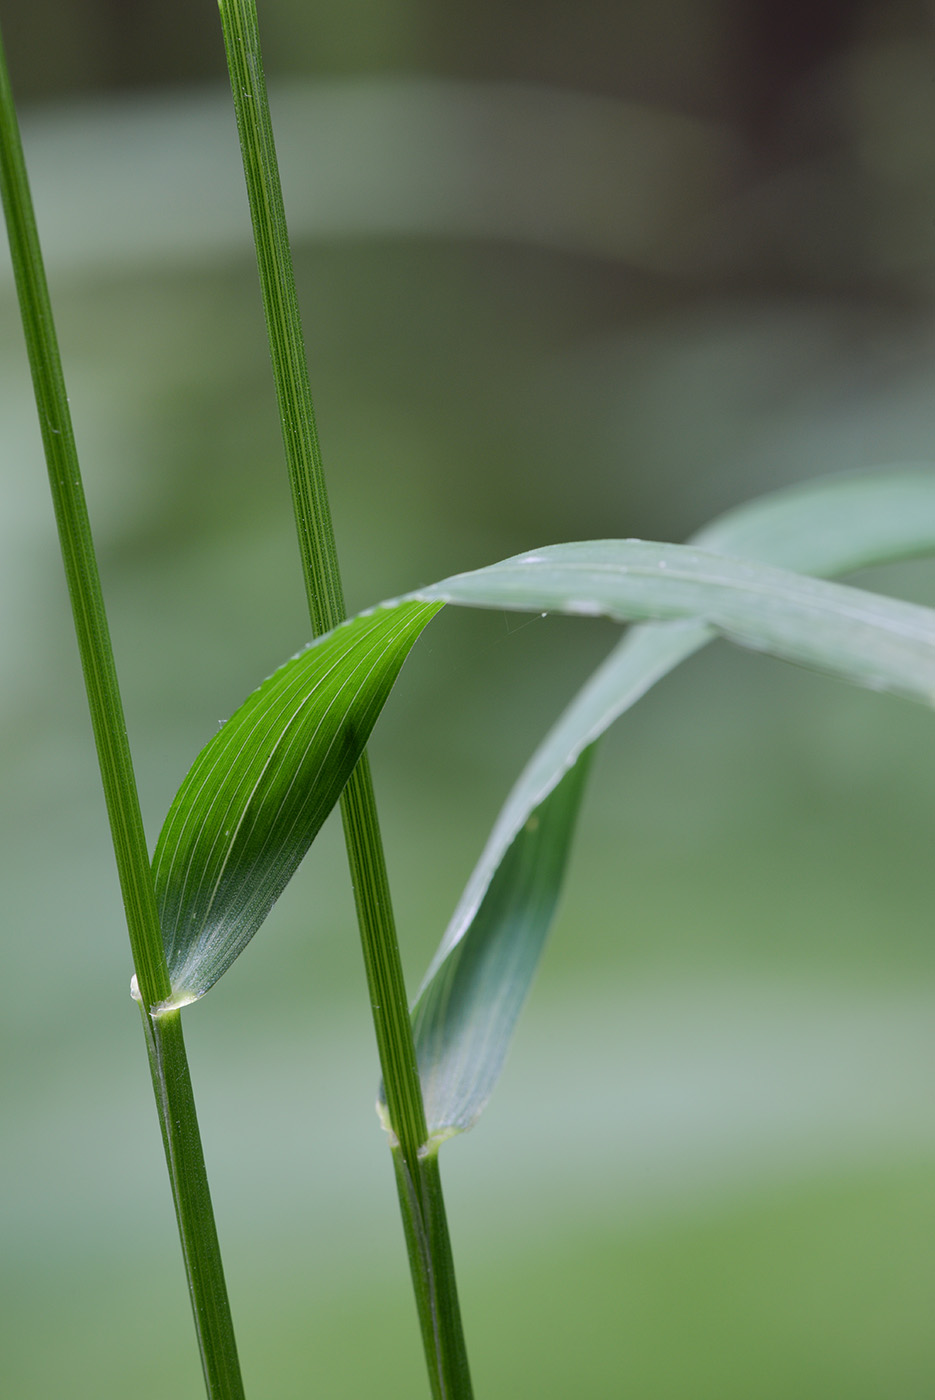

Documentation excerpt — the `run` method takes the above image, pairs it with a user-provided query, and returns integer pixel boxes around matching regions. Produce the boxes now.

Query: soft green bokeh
[2,14,935,1394]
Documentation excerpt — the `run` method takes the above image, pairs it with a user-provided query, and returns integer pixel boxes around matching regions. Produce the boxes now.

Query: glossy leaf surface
[153,599,442,1006]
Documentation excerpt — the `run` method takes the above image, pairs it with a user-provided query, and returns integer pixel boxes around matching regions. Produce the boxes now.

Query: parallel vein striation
[153,600,441,1004]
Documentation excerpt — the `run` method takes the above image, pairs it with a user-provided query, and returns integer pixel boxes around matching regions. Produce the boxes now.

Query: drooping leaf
[152,598,442,1006]
[404,469,935,1142]
[419,539,935,700]
[435,471,935,906]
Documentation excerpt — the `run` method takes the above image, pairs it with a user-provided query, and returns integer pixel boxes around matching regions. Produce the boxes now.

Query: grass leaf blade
[691,466,935,569]
[408,469,935,1141]
[441,467,935,957]
[154,599,442,1005]
[421,540,935,703]
[412,753,593,1143]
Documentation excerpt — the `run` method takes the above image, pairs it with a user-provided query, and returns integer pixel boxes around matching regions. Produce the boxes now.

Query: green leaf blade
[471,469,935,907]
[691,466,935,571]
[420,539,935,704]
[408,469,935,1143]
[154,599,443,1005]
[412,753,593,1144]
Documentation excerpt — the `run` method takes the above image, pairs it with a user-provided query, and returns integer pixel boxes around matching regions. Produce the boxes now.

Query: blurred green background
[2,1,935,1395]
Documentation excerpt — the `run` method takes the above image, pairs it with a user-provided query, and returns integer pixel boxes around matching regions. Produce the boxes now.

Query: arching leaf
[404,470,935,1142]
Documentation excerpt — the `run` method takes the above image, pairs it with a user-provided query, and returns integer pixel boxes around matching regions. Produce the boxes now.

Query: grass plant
[3,4,935,1397]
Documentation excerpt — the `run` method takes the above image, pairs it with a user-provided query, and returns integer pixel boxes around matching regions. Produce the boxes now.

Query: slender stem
[0,27,244,1400]
[141,1009,245,1400]
[0,41,169,1015]
[216,2,473,1393]
[391,1147,474,1399]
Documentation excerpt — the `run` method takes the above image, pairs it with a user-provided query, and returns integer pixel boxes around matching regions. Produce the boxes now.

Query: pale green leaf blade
[153,598,442,1006]
[417,620,709,991]
[691,466,935,568]
[419,540,935,703]
[439,467,935,953]
[412,753,593,1142]
[408,469,935,1142]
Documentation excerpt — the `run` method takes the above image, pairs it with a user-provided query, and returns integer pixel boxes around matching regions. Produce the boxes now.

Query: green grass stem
[140,1008,246,1399]
[216,1,472,1392]
[0,26,245,1400]
[0,36,168,1017]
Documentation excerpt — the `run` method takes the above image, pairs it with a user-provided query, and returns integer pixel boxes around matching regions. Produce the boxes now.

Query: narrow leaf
[692,466,935,568]
[419,539,935,703]
[436,468,935,946]
[411,753,593,1141]
[406,469,935,1141]
[153,599,442,1006]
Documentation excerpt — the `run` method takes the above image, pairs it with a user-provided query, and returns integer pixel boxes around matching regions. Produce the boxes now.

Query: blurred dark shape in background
[5,0,932,303]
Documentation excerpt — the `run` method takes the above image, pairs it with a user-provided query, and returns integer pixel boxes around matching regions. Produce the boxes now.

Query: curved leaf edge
[401,467,935,1141]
